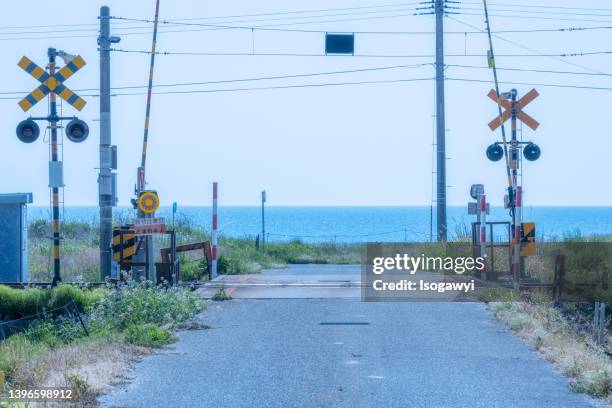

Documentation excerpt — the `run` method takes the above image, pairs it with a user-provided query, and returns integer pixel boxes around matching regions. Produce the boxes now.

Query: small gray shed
[0,193,33,282]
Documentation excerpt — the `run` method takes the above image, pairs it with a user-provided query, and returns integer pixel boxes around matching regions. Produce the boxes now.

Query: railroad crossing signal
[17,54,87,112]
[15,48,88,287]
[137,190,160,214]
[487,88,540,131]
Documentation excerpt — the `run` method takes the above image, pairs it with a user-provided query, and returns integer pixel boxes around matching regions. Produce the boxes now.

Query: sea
[27,206,612,243]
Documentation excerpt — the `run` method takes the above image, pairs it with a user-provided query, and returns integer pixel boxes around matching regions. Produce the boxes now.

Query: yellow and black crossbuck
[17,55,87,112]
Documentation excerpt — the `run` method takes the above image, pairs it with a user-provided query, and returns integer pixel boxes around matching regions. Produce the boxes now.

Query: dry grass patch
[3,335,148,407]
[490,301,612,402]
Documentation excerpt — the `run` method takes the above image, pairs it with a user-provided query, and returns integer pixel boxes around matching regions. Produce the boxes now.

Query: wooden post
[594,301,606,346]
[553,253,565,303]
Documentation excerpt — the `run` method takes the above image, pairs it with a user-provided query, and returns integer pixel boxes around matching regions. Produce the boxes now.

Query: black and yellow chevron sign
[520,222,536,257]
[112,226,137,263]
[17,55,86,112]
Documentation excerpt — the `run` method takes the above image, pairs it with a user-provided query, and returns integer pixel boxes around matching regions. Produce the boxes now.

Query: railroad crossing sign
[520,222,536,257]
[487,88,540,131]
[17,55,87,112]
[112,226,137,264]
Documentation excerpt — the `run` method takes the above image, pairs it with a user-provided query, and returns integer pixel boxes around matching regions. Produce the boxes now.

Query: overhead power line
[2,74,612,100]
[447,77,612,91]
[110,47,612,59]
[448,64,612,78]
[0,64,431,95]
[0,77,435,99]
[460,6,612,18]
[461,1,612,13]
[0,2,423,31]
[3,61,609,98]
[457,11,612,24]
[447,16,610,76]
[4,22,612,39]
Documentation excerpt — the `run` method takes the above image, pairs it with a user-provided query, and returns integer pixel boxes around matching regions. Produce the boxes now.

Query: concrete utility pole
[434,0,447,242]
[98,6,120,279]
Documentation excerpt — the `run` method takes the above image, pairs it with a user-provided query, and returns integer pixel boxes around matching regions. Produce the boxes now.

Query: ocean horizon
[26,205,612,243]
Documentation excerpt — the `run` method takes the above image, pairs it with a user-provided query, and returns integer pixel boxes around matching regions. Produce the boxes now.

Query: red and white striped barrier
[211,182,218,279]
[480,193,487,254]
[513,186,523,282]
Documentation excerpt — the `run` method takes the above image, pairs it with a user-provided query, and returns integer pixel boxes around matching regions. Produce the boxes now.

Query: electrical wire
[459,6,612,18]
[0,64,431,96]
[462,1,612,13]
[0,77,434,100]
[448,64,612,78]
[457,11,612,24]
[110,48,612,59]
[447,16,610,76]
[447,77,612,91]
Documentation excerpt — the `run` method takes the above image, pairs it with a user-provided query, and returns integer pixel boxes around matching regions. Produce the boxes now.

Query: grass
[0,284,106,320]
[125,324,174,348]
[0,282,205,404]
[27,218,362,282]
[211,289,232,301]
[487,298,612,403]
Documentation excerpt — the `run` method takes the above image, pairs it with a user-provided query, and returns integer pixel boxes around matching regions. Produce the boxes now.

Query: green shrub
[180,256,207,281]
[211,289,232,301]
[47,285,106,312]
[125,323,174,348]
[0,285,105,320]
[89,282,205,330]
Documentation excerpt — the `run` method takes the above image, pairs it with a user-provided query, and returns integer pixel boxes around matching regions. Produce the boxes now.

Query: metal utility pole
[47,48,62,286]
[434,0,447,242]
[261,190,266,250]
[98,6,120,280]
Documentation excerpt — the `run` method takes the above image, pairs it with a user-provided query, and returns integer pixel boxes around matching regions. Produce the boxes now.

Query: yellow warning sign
[137,190,160,214]
[520,222,536,257]
[112,226,137,263]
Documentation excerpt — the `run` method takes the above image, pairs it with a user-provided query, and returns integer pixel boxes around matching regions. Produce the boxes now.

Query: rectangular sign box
[468,202,490,215]
[325,33,354,55]
[133,217,166,234]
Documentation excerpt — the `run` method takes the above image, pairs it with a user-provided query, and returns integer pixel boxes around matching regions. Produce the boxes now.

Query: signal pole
[48,48,62,286]
[98,6,120,280]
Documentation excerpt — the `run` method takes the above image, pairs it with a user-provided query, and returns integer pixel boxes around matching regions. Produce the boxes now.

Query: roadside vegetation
[0,283,205,404]
[477,288,612,403]
[211,288,232,301]
[28,217,362,282]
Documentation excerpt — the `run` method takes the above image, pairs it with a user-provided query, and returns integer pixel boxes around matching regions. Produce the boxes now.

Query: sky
[0,0,610,206]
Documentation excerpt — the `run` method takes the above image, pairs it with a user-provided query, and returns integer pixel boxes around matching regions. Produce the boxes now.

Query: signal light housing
[65,119,89,143]
[486,143,504,162]
[523,142,541,161]
[16,119,40,143]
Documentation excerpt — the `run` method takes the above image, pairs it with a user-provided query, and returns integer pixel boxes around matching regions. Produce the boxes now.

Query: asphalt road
[100,265,605,408]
